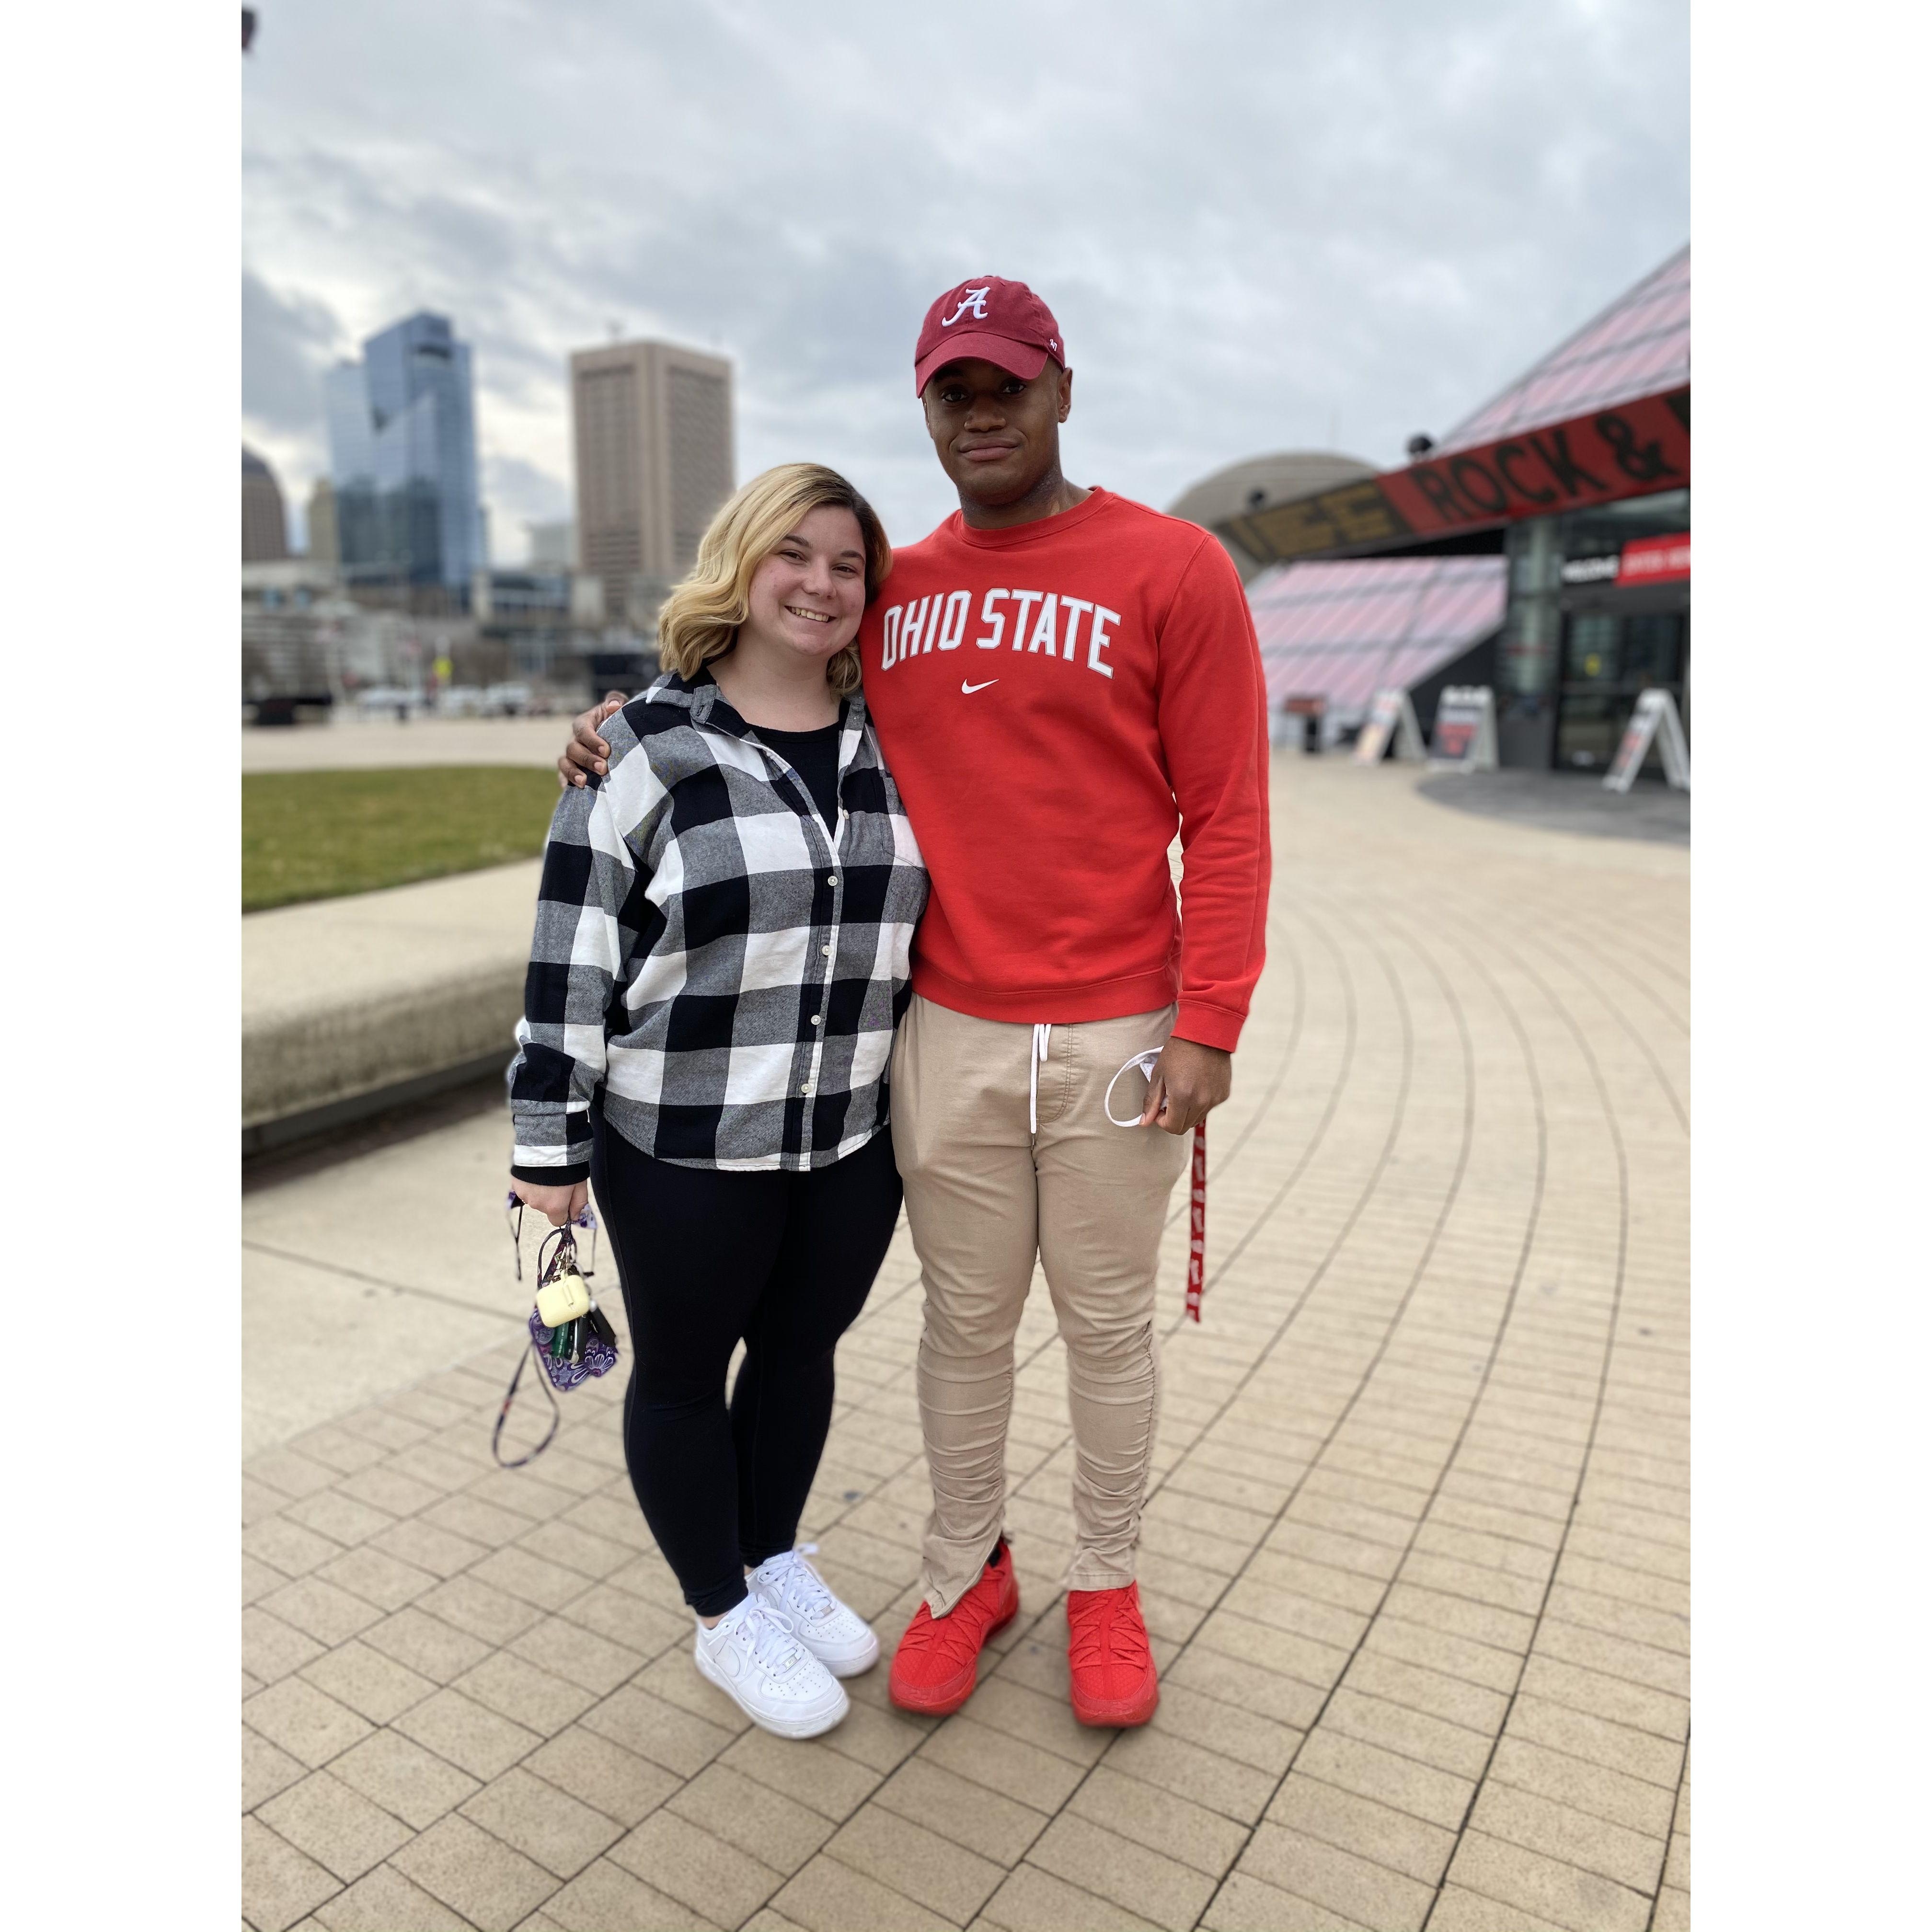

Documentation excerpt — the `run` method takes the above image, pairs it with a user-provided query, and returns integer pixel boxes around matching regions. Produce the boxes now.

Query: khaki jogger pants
[890,994,1192,1614]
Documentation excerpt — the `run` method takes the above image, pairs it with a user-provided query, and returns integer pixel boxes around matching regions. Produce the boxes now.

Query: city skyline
[242,1,1687,562]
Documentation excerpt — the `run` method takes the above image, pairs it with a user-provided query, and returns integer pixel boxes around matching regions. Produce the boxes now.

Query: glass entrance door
[1555,608,1689,774]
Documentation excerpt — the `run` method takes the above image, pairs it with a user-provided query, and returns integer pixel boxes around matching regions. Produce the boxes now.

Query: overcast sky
[242,0,1687,563]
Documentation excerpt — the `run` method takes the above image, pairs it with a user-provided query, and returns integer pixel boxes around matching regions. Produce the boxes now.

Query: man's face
[920,357,1074,509]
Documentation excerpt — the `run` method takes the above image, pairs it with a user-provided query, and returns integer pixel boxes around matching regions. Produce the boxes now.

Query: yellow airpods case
[536,1268,593,1328]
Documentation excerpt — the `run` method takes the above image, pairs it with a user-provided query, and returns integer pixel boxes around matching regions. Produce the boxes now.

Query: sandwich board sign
[1354,687,1425,765]
[1428,686,1499,772]
[1604,688,1691,793]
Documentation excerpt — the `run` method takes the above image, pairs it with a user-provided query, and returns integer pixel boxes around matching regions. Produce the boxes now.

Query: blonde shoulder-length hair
[657,463,892,697]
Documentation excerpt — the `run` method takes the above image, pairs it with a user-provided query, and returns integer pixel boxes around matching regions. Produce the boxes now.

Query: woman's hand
[558,691,628,789]
[511,1176,589,1226]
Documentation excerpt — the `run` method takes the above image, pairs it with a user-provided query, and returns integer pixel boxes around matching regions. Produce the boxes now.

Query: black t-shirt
[755,721,842,832]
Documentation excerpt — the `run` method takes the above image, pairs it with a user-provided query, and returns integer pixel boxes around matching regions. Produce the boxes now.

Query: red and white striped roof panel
[1437,246,1689,453]
[1250,555,1507,712]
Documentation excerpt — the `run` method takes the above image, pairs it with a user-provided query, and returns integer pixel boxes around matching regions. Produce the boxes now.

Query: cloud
[241,268,352,510]
[242,0,1687,545]
[241,269,345,435]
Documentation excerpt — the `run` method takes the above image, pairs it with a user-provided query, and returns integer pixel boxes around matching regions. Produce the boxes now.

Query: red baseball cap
[913,276,1064,397]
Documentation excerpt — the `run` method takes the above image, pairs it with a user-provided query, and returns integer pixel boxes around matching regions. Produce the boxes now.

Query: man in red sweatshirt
[561,276,1270,1730]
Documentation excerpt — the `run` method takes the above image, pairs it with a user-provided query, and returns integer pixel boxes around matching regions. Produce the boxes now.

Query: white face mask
[1103,1049,1165,1127]
[1026,1032,1164,1134]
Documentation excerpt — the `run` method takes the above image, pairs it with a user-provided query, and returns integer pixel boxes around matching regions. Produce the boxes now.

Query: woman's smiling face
[743,505,868,663]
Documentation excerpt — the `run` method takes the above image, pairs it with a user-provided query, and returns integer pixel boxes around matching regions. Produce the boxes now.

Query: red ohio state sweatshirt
[859,488,1271,1052]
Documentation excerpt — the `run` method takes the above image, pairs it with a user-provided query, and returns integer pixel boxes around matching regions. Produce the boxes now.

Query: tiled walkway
[242,758,1690,1932]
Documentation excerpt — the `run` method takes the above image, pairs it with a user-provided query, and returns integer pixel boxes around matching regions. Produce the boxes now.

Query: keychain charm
[494,1198,621,1468]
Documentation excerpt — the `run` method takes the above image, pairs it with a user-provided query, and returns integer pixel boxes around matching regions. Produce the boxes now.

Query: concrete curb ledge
[243,964,522,1138]
[243,859,540,1153]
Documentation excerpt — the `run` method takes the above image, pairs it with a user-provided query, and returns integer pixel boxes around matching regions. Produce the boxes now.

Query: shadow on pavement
[242,1070,506,1193]
[1416,768,1690,846]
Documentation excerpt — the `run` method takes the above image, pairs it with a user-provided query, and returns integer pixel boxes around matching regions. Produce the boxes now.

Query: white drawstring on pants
[1028,1024,1053,1134]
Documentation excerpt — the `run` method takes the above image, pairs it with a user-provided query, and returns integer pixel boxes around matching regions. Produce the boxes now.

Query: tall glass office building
[324,312,484,597]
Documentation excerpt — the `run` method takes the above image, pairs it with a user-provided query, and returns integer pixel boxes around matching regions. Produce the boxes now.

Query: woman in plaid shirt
[507,464,928,1740]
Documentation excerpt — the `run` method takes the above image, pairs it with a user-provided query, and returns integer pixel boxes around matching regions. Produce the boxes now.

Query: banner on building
[1561,531,1691,591]
[1429,687,1499,771]
[1355,688,1425,765]
[1604,688,1690,793]
[1221,386,1690,567]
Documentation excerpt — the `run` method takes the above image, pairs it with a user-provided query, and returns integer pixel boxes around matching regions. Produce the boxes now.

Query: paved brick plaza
[242,755,1690,1932]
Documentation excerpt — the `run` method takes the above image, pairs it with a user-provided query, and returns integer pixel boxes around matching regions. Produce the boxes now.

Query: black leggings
[590,1122,902,1618]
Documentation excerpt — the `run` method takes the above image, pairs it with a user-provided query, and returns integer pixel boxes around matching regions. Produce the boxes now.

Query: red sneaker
[1066,1582,1159,1727]
[888,1541,1020,1717]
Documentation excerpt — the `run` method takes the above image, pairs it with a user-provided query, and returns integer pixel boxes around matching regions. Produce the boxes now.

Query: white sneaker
[692,1597,848,1739]
[747,1545,881,1678]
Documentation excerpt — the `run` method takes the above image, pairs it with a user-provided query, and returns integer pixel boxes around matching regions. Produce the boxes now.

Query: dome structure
[242,443,290,563]
[1167,451,1379,579]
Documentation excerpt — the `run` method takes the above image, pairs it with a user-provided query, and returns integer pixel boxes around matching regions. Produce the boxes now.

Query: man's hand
[558,690,628,789]
[1139,1036,1232,1135]
[510,1176,589,1226]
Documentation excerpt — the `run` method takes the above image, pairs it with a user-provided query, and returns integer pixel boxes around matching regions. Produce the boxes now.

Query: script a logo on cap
[940,287,991,327]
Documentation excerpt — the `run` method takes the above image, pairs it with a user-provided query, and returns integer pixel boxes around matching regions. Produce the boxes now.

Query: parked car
[482,681,534,716]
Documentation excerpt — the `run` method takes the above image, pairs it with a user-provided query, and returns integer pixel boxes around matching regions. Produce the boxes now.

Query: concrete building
[306,478,339,566]
[242,556,500,720]
[469,566,600,692]
[570,338,734,625]
[525,519,575,568]
[242,558,351,720]
[242,447,290,562]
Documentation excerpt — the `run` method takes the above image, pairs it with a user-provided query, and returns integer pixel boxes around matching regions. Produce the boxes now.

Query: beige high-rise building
[570,338,734,625]
[525,519,575,568]
[306,477,340,566]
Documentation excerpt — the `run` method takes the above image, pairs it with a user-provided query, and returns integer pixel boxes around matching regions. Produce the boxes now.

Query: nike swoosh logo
[961,679,998,695]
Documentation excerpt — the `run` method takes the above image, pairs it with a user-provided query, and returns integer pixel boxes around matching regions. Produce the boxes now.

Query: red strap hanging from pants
[1186,1120,1207,1322]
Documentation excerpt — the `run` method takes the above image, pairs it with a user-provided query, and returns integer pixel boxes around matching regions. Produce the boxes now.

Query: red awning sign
[1380,392,1689,535]
[1222,385,1690,565]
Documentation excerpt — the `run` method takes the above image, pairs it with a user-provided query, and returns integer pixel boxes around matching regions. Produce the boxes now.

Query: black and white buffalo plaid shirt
[508,669,928,1177]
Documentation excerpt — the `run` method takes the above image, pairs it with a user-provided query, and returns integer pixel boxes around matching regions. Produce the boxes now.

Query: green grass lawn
[242,766,563,911]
